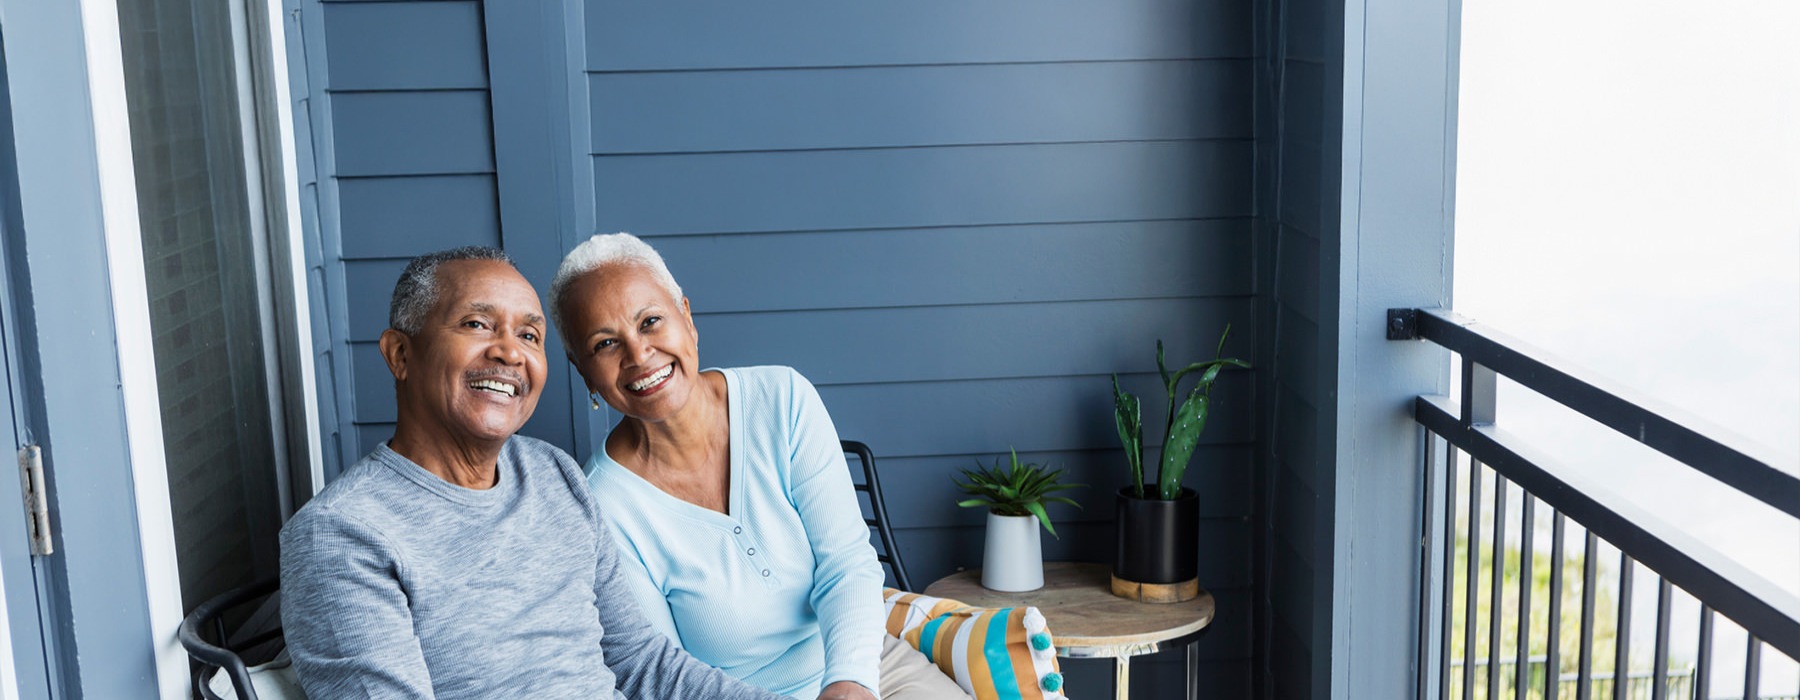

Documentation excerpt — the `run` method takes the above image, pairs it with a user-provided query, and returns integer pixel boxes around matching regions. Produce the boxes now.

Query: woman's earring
[590,393,601,410]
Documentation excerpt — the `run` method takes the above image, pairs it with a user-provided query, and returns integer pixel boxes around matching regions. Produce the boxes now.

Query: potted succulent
[953,449,1083,592]
[1110,327,1249,602]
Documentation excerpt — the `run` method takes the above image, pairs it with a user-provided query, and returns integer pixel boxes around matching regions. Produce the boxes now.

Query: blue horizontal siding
[323,1,487,91]
[652,220,1254,312]
[691,298,1254,385]
[332,91,495,176]
[337,176,500,259]
[586,0,1251,70]
[875,446,1256,528]
[592,140,1253,235]
[820,373,1255,458]
[589,60,1252,153]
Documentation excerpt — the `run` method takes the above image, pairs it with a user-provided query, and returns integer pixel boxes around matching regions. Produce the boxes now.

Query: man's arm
[589,508,785,700]
[281,511,435,699]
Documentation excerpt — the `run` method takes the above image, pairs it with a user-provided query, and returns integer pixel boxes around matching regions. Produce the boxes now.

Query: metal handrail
[1416,395,1800,658]
[1399,307,1799,518]
[1393,307,1800,699]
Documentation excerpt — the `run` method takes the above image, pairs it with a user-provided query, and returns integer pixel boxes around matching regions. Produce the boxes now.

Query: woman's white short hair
[550,232,684,350]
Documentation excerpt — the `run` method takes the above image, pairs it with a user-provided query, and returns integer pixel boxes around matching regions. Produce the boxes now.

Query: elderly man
[280,246,782,700]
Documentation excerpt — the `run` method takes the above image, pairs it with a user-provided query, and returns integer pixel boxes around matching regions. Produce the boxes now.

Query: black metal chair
[842,439,912,591]
[178,577,285,700]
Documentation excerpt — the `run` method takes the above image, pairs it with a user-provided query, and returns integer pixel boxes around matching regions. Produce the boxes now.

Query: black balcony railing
[1391,308,1800,700]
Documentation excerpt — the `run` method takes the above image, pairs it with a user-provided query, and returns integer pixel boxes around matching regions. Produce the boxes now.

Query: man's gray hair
[549,232,683,351]
[389,246,518,335]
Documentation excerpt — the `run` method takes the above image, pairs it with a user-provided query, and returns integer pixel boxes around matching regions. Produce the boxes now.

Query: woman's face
[560,264,701,423]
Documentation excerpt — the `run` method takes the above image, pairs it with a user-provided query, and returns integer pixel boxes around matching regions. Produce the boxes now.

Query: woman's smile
[627,364,675,395]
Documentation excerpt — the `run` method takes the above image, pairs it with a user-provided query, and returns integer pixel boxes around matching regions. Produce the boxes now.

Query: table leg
[1114,655,1131,700]
[1187,640,1199,700]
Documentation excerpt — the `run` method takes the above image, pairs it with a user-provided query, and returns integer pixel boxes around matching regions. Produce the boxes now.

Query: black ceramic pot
[1113,486,1199,584]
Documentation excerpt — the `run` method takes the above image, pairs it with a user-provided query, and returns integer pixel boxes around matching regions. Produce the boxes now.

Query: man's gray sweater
[279,436,780,700]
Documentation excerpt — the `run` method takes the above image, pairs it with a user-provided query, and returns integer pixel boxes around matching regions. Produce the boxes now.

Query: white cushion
[203,650,305,700]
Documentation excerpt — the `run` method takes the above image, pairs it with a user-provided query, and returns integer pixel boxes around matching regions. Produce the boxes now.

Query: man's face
[383,260,548,447]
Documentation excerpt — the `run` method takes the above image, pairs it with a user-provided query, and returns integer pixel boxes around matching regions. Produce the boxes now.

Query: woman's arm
[782,368,886,696]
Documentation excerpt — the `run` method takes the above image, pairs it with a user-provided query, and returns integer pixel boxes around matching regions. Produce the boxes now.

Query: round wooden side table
[924,561,1215,700]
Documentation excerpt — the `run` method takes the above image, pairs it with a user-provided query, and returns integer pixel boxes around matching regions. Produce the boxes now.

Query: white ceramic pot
[980,511,1044,592]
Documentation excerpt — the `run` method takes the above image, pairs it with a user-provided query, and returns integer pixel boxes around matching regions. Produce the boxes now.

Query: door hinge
[18,445,53,556]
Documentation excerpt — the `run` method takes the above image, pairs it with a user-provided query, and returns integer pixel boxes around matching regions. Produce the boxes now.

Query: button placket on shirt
[729,521,778,585]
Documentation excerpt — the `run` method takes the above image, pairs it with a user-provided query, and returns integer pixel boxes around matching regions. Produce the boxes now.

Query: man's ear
[378,328,411,382]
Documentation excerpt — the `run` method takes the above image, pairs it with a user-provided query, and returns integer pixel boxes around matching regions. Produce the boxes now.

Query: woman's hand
[816,680,878,700]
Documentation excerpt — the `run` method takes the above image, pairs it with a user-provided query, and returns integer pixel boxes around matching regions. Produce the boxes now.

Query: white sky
[1455,0,1799,690]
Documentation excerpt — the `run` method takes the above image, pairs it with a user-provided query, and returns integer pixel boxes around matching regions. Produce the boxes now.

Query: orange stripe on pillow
[966,612,1000,699]
[1003,609,1034,694]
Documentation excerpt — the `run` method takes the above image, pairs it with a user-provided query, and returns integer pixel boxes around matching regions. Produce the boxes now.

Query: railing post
[1465,459,1484,700]
[1546,513,1565,700]
[1650,578,1671,700]
[1489,478,1509,700]
[1461,355,1498,428]
[1516,495,1535,699]
[1578,531,1600,700]
[1418,431,1450,700]
[1694,607,1713,700]
[1613,558,1635,700]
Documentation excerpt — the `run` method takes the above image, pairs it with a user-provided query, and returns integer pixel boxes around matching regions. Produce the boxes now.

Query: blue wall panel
[652,220,1253,312]
[816,375,1255,468]
[590,60,1252,153]
[323,1,487,90]
[692,299,1254,385]
[337,176,500,258]
[331,91,495,176]
[594,141,1253,235]
[586,0,1251,70]
[874,446,1255,529]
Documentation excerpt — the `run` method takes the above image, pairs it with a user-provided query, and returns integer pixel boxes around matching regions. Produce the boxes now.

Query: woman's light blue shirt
[585,366,884,699]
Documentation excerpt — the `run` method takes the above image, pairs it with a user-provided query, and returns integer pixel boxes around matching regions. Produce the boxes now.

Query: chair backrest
[841,440,912,591]
[179,578,284,700]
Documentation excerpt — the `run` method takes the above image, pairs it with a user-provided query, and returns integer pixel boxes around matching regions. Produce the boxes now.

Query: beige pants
[878,633,974,700]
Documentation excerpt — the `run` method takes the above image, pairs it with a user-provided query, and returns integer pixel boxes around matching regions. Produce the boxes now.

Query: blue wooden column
[483,0,590,454]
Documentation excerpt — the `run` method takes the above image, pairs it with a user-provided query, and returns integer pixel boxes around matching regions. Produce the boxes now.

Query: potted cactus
[1109,327,1249,602]
[953,449,1082,592]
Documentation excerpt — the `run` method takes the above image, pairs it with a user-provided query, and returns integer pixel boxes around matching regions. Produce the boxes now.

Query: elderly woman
[549,234,967,700]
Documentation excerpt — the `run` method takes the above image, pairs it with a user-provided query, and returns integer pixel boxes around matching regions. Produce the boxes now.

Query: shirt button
[747,548,756,556]
[733,526,742,534]
[762,569,771,577]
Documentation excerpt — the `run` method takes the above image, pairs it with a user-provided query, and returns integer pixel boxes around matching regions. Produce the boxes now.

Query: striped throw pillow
[882,589,1066,700]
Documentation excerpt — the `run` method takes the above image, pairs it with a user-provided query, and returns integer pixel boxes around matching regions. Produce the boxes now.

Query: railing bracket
[1387,308,1420,340]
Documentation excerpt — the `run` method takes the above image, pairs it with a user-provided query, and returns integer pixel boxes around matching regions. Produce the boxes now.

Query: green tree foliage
[1443,503,1697,700]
